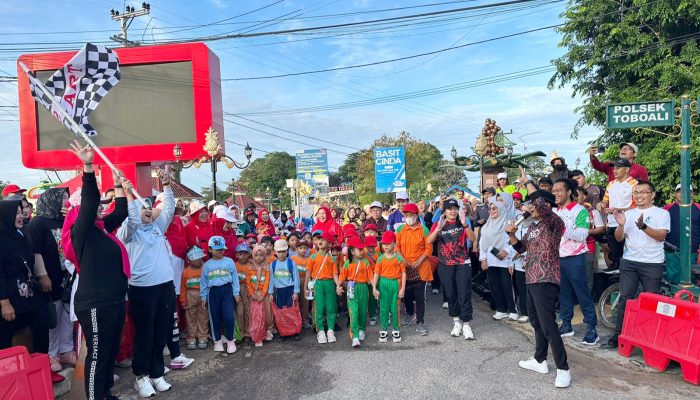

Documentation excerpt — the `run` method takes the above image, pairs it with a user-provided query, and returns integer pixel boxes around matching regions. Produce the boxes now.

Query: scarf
[35,188,68,221]
[256,208,275,236]
[62,205,131,278]
[498,192,519,221]
[311,206,342,240]
[479,198,507,253]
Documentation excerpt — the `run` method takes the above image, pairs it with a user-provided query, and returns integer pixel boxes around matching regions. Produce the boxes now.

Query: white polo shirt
[622,206,670,263]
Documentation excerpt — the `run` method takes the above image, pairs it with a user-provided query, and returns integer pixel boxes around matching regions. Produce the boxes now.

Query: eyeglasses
[488,206,498,211]
[633,191,653,195]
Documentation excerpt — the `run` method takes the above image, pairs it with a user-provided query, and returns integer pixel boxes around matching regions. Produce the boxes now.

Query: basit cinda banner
[374,146,406,194]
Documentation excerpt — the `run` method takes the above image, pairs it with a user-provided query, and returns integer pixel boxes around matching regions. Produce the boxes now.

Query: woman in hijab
[478,198,517,321]
[25,188,75,372]
[212,207,239,260]
[0,200,52,354]
[256,208,276,237]
[185,201,214,253]
[65,142,130,400]
[311,206,343,241]
[497,192,519,222]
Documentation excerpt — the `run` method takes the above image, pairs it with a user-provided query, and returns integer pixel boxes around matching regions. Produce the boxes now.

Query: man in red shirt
[588,142,648,182]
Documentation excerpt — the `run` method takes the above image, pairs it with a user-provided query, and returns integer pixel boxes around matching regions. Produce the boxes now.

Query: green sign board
[606,100,675,129]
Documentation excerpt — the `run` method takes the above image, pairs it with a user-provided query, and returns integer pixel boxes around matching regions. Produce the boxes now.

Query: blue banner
[295,149,329,187]
[374,146,406,193]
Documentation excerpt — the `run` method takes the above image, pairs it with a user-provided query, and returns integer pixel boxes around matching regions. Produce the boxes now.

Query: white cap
[676,184,694,191]
[189,200,206,216]
[207,200,218,208]
[370,201,383,209]
[621,142,639,153]
[396,191,409,200]
[215,207,237,222]
[515,178,521,183]
[497,172,508,180]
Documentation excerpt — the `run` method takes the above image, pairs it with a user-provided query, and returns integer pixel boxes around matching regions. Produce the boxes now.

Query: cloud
[208,0,227,9]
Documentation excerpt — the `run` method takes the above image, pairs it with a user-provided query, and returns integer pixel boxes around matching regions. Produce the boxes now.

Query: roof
[226,193,265,210]
[151,178,202,199]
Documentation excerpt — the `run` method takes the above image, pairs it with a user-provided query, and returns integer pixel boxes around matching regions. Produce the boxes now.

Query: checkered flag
[28,43,120,137]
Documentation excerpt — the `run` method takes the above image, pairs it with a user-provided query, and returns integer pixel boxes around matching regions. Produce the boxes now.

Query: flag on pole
[29,43,120,136]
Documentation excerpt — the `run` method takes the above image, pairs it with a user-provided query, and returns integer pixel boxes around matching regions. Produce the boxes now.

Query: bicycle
[596,242,700,330]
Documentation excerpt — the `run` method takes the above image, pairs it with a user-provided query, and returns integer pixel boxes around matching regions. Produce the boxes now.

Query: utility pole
[110,3,151,47]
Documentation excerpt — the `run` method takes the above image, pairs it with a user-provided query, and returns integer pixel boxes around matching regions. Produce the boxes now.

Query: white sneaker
[358,330,366,341]
[163,366,170,375]
[317,331,328,344]
[134,376,156,398]
[432,288,439,295]
[265,330,274,341]
[450,320,463,337]
[226,339,237,354]
[442,302,449,309]
[369,317,377,326]
[254,341,263,347]
[213,340,224,352]
[113,373,120,382]
[379,331,388,343]
[517,315,530,323]
[169,354,194,370]
[391,330,402,343]
[492,312,508,320]
[352,338,361,347]
[462,323,474,340]
[555,369,571,388]
[150,376,172,392]
[519,357,549,374]
[326,330,337,343]
[508,313,519,321]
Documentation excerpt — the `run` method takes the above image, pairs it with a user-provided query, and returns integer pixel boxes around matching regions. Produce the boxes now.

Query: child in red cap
[337,237,372,347]
[372,231,406,343]
[364,236,380,326]
[305,231,340,344]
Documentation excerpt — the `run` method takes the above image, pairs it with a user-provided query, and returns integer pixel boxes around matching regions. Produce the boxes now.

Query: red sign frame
[17,42,223,171]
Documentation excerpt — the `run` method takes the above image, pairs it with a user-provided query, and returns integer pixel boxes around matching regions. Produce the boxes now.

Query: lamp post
[173,127,252,201]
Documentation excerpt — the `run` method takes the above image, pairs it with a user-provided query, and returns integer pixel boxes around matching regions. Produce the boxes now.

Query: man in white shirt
[607,181,670,348]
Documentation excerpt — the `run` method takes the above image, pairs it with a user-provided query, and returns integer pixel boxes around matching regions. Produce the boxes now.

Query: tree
[549,0,700,202]
[236,152,296,209]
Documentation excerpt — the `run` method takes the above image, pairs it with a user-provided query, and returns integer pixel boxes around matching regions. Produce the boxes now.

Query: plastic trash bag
[272,302,302,337]
[247,300,267,343]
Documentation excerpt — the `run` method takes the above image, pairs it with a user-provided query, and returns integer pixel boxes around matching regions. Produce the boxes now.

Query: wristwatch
[640,223,648,230]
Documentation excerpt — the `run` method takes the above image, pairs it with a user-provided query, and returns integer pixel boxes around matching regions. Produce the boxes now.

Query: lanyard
[253,264,265,292]
[314,254,330,280]
[350,260,362,281]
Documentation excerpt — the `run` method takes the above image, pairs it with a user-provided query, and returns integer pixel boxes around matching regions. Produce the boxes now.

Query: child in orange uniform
[337,237,372,347]
[246,244,274,347]
[235,243,252,343]
[291,239,312,329]
[372,231,406,343]
[305,231,339,344]
[180,247,210,350]
[365,236,380,326]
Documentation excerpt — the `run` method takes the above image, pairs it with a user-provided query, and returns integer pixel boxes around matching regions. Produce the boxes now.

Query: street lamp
[174,127,252,201]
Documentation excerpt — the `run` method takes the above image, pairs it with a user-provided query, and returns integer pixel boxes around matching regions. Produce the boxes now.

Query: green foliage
[549,0,700,203]
[236,151,296,209]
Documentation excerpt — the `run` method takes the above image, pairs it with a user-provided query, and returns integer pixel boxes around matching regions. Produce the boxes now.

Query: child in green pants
[337,237,372,347]
[364,236,380,326]
[305,231,339,344]
[372,231,406,343]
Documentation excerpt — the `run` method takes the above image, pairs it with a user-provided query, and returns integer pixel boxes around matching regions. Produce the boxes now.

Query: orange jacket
[395,223,433,281]
[246,266,270,295]
[307,252,338,280]
[339,258,372,284]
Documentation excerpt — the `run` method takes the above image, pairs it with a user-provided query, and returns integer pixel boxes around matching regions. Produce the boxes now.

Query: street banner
[295,149,329,187]
[374,146,406,193]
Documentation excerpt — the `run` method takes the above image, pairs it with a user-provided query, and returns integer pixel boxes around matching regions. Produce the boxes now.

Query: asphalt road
[110,291,698,400]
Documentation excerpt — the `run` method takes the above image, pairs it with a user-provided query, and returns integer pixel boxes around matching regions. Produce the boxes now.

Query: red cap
[512,192,523,201]
[2,184,26,198]
[380,231,396,245]
[321,231,336,244]
[364,223,379,232]
[347,237,366,249]
[364,236,378,248]
[403,203,419,214]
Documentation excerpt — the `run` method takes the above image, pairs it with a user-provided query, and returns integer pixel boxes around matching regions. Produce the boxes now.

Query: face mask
[405,216,417,225]
[553,164,565,171]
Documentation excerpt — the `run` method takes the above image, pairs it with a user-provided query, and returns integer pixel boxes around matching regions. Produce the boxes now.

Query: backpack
[272,258,295,284]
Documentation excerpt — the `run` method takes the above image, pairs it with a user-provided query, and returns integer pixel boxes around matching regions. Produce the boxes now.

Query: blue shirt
[268,257,300,294]
[199,257,240,300]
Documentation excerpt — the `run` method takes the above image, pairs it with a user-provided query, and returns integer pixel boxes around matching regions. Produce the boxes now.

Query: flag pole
[18,61,146,204]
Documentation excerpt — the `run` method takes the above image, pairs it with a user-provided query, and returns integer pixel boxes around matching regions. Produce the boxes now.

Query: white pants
[49,300,75,356]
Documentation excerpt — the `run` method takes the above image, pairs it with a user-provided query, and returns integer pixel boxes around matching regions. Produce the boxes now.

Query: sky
[0,0,603,195]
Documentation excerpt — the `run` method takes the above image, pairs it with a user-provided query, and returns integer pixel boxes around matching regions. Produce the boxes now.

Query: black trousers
[513,270,528,317]
[487,267,516,313]
[431,270,448,302]
[403,281,427,324]
[0,302,51,353]
[76,303,125,400]
[438,263,473,322]
[606,227,625,267]
[615,259,663,334]
[166,298,181,359]
[129,282,175,378]
[527,283,568,370]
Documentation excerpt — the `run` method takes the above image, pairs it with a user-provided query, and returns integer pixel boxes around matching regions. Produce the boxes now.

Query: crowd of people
[1,139,698,398]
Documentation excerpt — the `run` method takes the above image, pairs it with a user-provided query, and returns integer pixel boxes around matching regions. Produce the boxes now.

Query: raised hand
[613,210,626,226]
[635,214,645,229]
[68,140,94,164]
